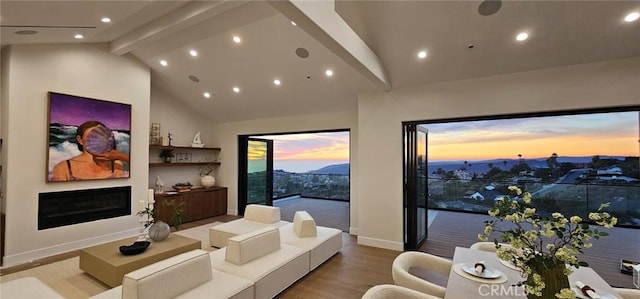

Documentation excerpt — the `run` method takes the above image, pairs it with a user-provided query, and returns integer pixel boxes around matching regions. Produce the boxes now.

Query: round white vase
[200,175,216,188]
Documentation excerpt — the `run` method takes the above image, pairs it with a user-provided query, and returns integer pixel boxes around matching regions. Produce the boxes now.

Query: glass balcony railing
[273,172,349,201]
[427,178,640,228]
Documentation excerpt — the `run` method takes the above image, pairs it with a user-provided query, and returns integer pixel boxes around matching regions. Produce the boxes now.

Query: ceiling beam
[268,0,391,91]
[110,0,247,55]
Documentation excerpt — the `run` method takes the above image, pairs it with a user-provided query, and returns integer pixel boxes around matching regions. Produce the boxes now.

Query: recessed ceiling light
[74,34,84,39]
[624,12,639,22]
[291,21,297,26]
[233,36,241,43]
[189,50,198,57]
[273,79,281,86]
[101,17,111,23]
[325,69,333,77]
[516,32,529,41]
[233,87,240,93]
[417,50,428,59]
[160,60,168,66]
[203,92,211,98]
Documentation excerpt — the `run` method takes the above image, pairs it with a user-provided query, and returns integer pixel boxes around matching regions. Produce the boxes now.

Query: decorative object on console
[200,175,216,188]
[155,176,164,194]
[172,182,192,192]
[119,241,150,255]
[479,186,617,299]
[199,160,215,188]
[190,132,204,147]
[148,221,171,242]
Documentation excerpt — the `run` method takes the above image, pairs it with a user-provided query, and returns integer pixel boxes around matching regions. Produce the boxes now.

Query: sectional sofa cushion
[279,215,342,271]
[243,204,281,224]
[293,211,317,237]
[225,227,281,265]
[0,277,64,299]
[91,249,254,299]
[209,205,289,248]
[210,228,310,299]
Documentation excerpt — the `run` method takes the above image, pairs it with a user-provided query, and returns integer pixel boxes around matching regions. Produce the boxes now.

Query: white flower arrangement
[478,186,617,298]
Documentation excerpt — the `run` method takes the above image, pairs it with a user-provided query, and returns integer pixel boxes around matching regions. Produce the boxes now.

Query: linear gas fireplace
[38,186,131,230]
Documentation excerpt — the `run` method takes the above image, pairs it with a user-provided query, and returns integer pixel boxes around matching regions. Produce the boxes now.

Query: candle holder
[136,201,155,241]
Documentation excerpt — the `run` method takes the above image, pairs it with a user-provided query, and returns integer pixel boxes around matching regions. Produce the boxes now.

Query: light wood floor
[2,208,637,297]
[0,214,400,299]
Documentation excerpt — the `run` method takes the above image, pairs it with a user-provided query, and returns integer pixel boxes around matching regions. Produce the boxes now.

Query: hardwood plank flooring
[2,209,637,298]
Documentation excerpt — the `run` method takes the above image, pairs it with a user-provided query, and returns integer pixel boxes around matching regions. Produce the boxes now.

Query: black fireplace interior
[38,186,131,230]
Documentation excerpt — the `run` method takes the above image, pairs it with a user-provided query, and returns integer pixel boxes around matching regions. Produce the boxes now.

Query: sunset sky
[249,131,350,161]
[245,111,639,164]
[421,111,639,162]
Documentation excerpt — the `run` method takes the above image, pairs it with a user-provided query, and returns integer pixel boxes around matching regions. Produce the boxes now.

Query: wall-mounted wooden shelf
[149,162,221,167]
[149,145,221,151]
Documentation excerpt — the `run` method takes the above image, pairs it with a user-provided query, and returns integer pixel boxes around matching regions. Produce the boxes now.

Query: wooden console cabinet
[153,187,227,224]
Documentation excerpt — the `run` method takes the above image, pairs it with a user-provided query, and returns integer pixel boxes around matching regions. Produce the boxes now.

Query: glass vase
[526,260,570,299]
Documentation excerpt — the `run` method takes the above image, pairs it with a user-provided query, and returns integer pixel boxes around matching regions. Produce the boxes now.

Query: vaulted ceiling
[2,1,639,123]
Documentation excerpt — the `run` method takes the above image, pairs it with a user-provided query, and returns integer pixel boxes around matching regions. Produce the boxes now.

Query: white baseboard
[2,229,138,268]
[349,227,358,235]
[357,235,403,251]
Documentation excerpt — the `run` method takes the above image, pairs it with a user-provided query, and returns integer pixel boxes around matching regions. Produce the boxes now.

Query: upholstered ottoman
[210,227,309,299]
[209,204,289,248]
[279,211,343,270]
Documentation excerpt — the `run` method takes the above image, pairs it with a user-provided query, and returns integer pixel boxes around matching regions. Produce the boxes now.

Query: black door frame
[403,123,428,250]
[237,136,274,215]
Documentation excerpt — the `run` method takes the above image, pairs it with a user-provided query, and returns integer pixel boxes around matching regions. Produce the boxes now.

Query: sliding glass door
[403,124,428,250]
[238,136,273,215]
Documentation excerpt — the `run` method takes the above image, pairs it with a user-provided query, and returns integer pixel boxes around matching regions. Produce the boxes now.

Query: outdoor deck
[263,197,639,289]
[422,209,640,289]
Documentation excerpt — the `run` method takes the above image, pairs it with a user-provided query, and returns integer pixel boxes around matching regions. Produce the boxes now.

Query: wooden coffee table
[79,234,201,287]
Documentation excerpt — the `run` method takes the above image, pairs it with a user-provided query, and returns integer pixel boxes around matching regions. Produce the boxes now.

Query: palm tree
[503,160,508,171]
[464,160,468,171]
[518,154,522,164]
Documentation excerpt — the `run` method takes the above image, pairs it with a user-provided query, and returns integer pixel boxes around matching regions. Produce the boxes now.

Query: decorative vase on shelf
[148,221,170,242]
[200,175,216,188]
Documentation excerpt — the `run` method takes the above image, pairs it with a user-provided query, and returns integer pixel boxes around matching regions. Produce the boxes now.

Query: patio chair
[613,287,640,299]
[362,284,444,299]
[392,251,452,298]
[469,241,513,252]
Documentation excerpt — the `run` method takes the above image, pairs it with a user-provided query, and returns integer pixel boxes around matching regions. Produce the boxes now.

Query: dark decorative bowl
[172,185,192,192]
[119,241,150,255]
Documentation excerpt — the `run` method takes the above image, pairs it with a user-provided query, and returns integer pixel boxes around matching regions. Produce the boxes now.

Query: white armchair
[392,251,452,298]
[362,284,443,299]
[613,288,640,299]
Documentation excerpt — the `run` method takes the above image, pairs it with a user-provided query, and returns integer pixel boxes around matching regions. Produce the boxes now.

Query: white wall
[1,44,150,267]
[356,57,640,250]
[211,110,359,232]
[149,87,216,188]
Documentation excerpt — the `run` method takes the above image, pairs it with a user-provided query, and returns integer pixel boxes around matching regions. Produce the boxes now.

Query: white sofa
[90,249,254,299]
[209,204,289,248]
[0,277,64,299]
[279,211,342,271]
[209,226,310,299]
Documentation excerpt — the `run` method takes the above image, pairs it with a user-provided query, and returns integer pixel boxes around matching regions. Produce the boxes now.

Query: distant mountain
[307,163,350,175]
